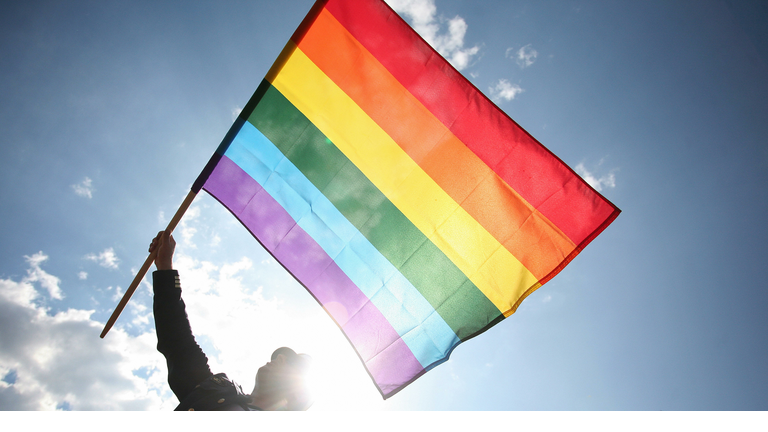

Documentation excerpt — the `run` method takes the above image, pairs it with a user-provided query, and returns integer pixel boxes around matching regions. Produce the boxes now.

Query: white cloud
[575,162,618,192]
[231,106,242,121]
[71,177,94,199]
[489,79,524,102]
[22,252,62,300]
[507,44,538,68]
[0,257,173,410]
[386,0,480,70]
[109,285,124,303]
[78,271,88,280]
[85,248,120,270]
[178,205,201,249]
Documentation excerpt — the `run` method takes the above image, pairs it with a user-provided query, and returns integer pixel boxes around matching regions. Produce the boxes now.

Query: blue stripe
[223,121,460,368]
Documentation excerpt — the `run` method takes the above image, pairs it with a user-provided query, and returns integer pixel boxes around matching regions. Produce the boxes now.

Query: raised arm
[150,231,213,402]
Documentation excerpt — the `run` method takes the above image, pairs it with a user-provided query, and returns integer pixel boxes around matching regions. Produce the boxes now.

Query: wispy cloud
[575,161,618,192]
[489,79,524,102]
[231,106,242,122]
[507,44,538,68]
[386,0,480,70]
[22,252,62,300]
[492,45,537,103]
[85,247,120,270]
[178,206,201,249]
[71,177,93,199]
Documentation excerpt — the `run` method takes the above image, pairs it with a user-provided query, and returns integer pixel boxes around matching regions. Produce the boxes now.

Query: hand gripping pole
[100,190,197,338]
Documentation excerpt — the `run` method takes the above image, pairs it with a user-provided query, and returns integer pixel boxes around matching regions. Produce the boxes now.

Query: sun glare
[306,347,385,410]
[296,312,385,410]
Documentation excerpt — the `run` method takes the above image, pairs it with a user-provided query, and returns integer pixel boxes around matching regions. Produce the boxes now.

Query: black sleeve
[153,270,213,402]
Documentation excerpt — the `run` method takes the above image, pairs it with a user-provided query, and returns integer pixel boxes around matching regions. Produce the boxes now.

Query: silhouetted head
[253,347,313,410]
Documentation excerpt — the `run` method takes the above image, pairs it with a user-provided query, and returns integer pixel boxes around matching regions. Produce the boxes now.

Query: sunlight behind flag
[192,0,620,399]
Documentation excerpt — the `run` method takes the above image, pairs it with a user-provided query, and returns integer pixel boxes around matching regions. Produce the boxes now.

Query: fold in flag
[192,0,620,399]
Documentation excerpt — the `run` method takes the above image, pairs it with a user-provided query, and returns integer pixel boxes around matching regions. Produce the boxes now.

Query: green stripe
[247,83,501,339]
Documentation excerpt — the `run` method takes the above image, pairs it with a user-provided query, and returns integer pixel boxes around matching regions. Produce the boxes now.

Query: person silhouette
[150,231,313,410]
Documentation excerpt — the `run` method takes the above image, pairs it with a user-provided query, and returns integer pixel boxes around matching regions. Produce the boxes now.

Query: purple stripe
[365,337,424,395]
[203,155,424,392]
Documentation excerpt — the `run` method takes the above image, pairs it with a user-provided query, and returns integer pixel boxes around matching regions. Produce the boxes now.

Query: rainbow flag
[192,0,620,399]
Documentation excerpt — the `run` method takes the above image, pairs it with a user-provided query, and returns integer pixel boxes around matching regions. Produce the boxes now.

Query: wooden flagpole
[100,190,197,338]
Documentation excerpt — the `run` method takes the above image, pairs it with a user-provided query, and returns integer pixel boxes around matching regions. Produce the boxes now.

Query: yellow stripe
[268,43,540,312]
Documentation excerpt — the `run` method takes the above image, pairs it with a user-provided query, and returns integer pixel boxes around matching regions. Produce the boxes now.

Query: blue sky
[1,0,767,412]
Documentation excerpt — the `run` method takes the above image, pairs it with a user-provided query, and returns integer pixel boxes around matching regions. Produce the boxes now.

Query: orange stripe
[297,8,576,280]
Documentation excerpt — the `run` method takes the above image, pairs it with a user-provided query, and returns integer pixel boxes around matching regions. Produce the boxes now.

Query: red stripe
[323,0,619,245]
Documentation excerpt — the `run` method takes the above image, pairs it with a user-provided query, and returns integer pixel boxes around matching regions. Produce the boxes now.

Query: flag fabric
[192,0,620,399]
